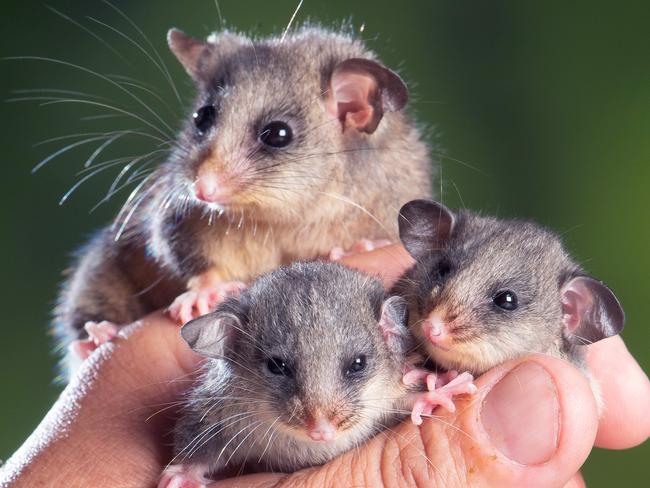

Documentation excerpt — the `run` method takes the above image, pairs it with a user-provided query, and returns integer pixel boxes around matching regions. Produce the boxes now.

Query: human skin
[0,245,648,488]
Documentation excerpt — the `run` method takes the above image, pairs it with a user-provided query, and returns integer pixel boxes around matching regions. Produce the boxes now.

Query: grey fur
[172,261,416,478]
[54,25,433,375]
[394,200,624,376]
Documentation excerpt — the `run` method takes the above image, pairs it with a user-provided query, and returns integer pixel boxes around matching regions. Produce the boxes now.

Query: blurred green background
[0,0,647,484]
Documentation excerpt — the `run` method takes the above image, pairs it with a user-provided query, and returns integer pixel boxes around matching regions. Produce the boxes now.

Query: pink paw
[402,364,433,386]
[158,464,209,488]
[329,238,392,260]
[168,281,246,325]
[69,321,118,360]
[406,369,477,425]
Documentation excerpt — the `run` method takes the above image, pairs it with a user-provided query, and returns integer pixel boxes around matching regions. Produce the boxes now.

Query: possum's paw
[408,370,477,425]
[85,320,119,345]
[402,364,433,386]
[329,238,392,260]
[168,281,246,325]
[158,464,211,488]
[69,321,119,360]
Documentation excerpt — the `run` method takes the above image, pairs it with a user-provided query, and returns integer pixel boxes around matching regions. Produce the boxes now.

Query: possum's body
[55,26,434,375]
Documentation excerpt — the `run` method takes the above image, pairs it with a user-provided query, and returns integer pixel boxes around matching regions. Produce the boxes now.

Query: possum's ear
[181,309,242,358]
[168,28,211,79]
[561,276,625,345]
[378,296,411,355]
[325,58,408,134]
[398,199,455,261]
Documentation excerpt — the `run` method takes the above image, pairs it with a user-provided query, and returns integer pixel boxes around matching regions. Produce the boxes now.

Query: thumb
[210,355,598,488]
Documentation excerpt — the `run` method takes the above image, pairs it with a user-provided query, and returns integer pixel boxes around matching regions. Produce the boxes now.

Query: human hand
[1,245,648,488]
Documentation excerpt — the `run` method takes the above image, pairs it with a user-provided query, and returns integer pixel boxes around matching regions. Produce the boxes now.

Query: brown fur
[54,26,433,374]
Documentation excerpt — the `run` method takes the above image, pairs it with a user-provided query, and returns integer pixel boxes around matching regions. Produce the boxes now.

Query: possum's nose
[306,414,338,442]
[194,168,232,204]
[423,310,454,347]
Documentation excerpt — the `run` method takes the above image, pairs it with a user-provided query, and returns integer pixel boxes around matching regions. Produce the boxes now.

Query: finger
[109,312,204,399]
[563,472,586,488]
[207,473,286,488]
[211,355,598,488]
[340,243,414,288]
[585,335,650,448]
[1,312,202,487]
[436,355,596,487]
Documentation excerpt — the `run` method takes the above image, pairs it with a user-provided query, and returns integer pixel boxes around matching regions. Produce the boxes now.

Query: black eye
[438,262,451,279]
[493,290,518,311]
[345,355,366,376]
[267,357,292,377]
[259,121,293,148]
[193,105,216,135]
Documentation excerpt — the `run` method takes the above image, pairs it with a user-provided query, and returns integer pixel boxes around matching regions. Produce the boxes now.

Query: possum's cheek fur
[423,334,516,376]
[354,371,407,429]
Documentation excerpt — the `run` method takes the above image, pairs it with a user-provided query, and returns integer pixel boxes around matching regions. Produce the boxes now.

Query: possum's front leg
[403,366,477,425]
[69,320,119,360]
[55,227,182,376]
[168,269,246,325]
[157,210,283,325]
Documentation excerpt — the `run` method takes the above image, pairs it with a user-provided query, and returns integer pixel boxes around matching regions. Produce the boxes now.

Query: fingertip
[110,311,203,381]
[455,355,598,487]
[563,472,586,488]
[339,243,414,288]
[206,472,286,488]
[586,335,650,448]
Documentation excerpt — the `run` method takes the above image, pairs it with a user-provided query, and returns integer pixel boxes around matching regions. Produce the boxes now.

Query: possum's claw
[69,321,118,360]
[402,365,433,386]
[158,464,210,488]
[85,320,119,345]
[408,370,477,425]
[329,238,392,260]
[168,281,246,325]
[69,338,95,360]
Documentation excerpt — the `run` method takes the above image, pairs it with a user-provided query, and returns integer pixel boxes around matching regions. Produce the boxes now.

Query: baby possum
[159,261,420,486]
[55,25,433,373]
[394,199,624,410]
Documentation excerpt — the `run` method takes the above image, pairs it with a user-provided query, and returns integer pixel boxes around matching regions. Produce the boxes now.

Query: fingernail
[481,362,559,465]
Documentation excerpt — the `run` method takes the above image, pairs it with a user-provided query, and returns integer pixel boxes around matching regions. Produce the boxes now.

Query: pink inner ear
[378,304,408,354]
[561,281,593,333]
[328,72,377,131]
[378,312,397,343]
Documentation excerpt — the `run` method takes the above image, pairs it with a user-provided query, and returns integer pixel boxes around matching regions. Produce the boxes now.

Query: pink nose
[307,418,337,442]
[194,172,230,204]
[423,314,449,345]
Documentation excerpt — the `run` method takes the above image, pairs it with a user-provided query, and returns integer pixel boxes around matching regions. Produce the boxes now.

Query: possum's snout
[194,168,231,205]
[305,413,339,442]
[193,160,239,205]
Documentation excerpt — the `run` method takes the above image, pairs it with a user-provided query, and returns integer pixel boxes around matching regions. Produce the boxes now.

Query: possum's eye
[437,261,451,279]
[345,355,366,376]
[259,121,293,148]
[267,356,293,377]
[193,105,216,135]
[493,290,518,311]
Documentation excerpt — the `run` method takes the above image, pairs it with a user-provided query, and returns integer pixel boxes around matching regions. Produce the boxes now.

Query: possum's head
[164,26,413,220]
[397,199,625,374]
[181,262,412,457]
